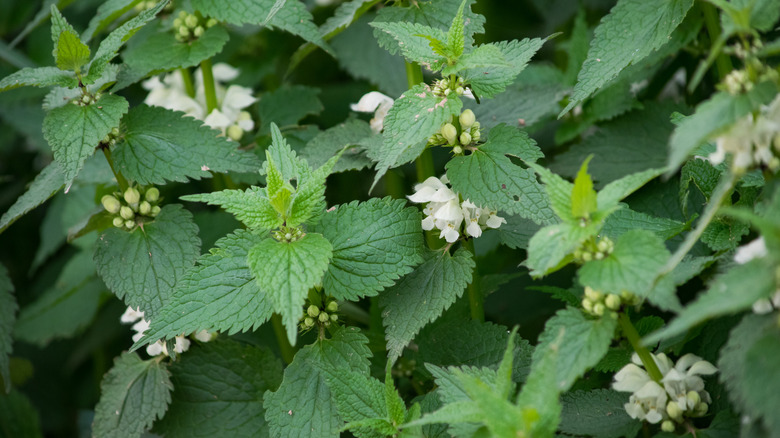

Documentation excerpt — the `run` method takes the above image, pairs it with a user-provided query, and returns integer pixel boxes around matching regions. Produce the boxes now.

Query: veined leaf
[0,264,16,393]
[0,162,65,234]
[55,30,90,72]
[571,156,597,220]
[0,67,76,93]
[182,187,281,231]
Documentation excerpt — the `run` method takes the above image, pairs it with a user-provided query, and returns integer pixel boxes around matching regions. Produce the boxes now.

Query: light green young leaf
[55,30,90,72]
[441,43,508,77]
[50,5,79,60]
[531,307,617,391]
[156,341,283,438]
[133,230,273,348]
[601,207,687,241]
[316,197,425,301]
[113,105,262,185]
[369,22,444,68]
[559,389,638,438]
[527,159,575,223]
[93,204,201,319]
[446,0,467,59]
[571,156,597,220]
[0,67,77,93]
[462,38,546,99]
[370,84,462,190]
[526,222,592,278]
[515,332,561,437]
[182,187,282,231]
[43,93,128,185]
[247,233,333,345]
[92,352,173,438]
[385,372,406,427]
[446,124,553,224]
[0,264,16,393]
[596,167,665,210]
[378,248,474,361]
[0,162,64,234]
[562,0,695,115]
[644,256,777,344]
[287,154,339,228]
[264,327,371,438]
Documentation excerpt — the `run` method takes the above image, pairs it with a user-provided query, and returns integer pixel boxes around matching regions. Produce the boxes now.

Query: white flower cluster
[408,176,506,243]
[733,237,780,314]
[143,63,256,141]
[709,93,780,172]
[613,352,717,431]
[350,91,394,133]
[121,306,213,357]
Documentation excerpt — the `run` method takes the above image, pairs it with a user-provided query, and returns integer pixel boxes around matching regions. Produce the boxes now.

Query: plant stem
[405,61,424,88]
[384,170,405,199]
[619,312,663,382]
[702,1,733,81]
[271,314,295,364]
[404,62,435,180]
[101,146,129,192]
[462,238,484,322]
[180,67,196,98]
[200,58,218,114]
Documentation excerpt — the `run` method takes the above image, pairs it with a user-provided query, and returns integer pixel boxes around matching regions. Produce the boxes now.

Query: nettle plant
[1,0,780,437]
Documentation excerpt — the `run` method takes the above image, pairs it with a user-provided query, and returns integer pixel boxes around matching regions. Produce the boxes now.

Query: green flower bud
[304,317,315,328]
[666,401,683,421]
[694,402,708,416]
[124,187,141,204]
[227,124,244,141]
[581,252,593,262]
[150,205,161,217]
[307,305,320,318]
[206,18,218,28]
[139,201,152,215]
[120,206,135,220]
[455,86,464,95]
[582,297,593,313]
[173,18,183,28]
[178,26,190,37]
[185,14,199,29]
[330,313,338,322]
[597,239,610,253]
[441,123,458,145]
[318,312,329,323]
[81,95,92,104]
[178,10,188,19]
[326,301,338,313]
[145,187,160,203]
[605,294,622,310]
[113,217,125,227]
[125,219,135,229]
[193,25,205,38]
[584,286,602,302]
[101,195,121,214]
[452,145,463,155]
[459,131,472,145]
[443,88,452,96]
[593,303,605,317]
[686,390,701,406]
[594,252,604,260]
[661,420,675,433]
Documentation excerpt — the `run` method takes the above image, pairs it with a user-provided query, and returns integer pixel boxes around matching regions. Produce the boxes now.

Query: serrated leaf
[0,162,64,234]
[446,0,466,59]
[325,369,389,436]
[183,187,281,231]
[559,389,639,438]
[82,0,144,42]
[113,105,262,185]
[495,214,542,250]
[155,341,283,438]
[191,0,328,49]
[247,233,332,345]
[526,222,592,277]
[668,82,777,173]
[385,373,406,427]
[286,156,337,228]
[43,93,128,185]
[264,327,371,438]
[0,67,77,92]
[514,341,561,438]
[571,156,597,220]
[446,124,554,224]
[465,78,564,131]
[462,38,546,99]
[370,84,462,189]
[644,256,777,344]
[316,197,424,301]
[56,30,90,72]
[441,43,508,77]
[0,390,43,437]
[601,207,687,241]
[50,5,79,59]
[134,230,273,348]
[94,204,201,319]
[597,167,665,211]
[0,264,16,394]
[378,248,474,361]
[562,0,695,115]
[532,307,617,391]
[257,85,323,134]
[92,352,173,438]
[300,118,375,173]
[369,21,445,67]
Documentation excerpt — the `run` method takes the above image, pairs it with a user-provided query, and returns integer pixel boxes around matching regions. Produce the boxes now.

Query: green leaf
[155,341,283,438]
[0,390,43,437]
[82,0,144,42]
[92,352,173,438]
[286,155,338,228]
[514,343,561,437]
[93,204,201,319]
[531,307,617,391]
[50,5,79,59]
[0,67,76,92]
[446,124,554,224]
[559,389,639,438]
[257,85,323,135]
[378,248,474,361]
[247,233,333,345]
[596,167,665,211]
[316,197,425,301]
[571,156,597,220]
[495,214,542,250]
[446,0,466,59]
[133,230,273,348]
[113,105,262,185]
[182,187,282,231]
[370,84,462,189]
[369,21,445,67]
[264,327,371,438]
[300,118,375,173]
[325,370,390,434]
[668,82,777,173]
[0,162,64,234]
[525,222,592,277]
[385,373,406,427]
[43,93,128,185]
[0,264,16,394]
[55,30,90,72]
[14,250,104,347]
[644,256,777,344]
[601,207,687,241]
[578,229,670,296]
[441,43,508,77]
[462,38,546,99]
[562,0,695,115]
[191,0,329,49]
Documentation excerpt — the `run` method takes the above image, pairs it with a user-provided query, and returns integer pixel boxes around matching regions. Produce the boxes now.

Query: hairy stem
[271,314,295,364]
[101,146,129,192]
[200,58,218,114]
[702,1,733,81]
[180,67,196,98]
[462,238,484,322]
[619,312,663,382]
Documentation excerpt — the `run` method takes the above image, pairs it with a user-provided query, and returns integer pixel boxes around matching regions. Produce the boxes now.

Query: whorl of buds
[101,185,163,230]
[299,298,340,332]
[582,286,636,318]
[173,11,217,43]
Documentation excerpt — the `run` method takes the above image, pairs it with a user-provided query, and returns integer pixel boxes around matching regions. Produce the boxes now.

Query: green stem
[101,147,129,192]
[200,58,218,114]
[619,312,663,382]
[404,61,424,88]
[271,314,295,364]
[384,170,405,199]
[180,67,196,98]
[702,1,733,81]
[415,148,435,182]
[462,238,484,322]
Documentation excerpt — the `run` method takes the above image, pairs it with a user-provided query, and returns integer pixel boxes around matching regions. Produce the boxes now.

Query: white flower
[709,94,780,171]
[120,305,200,357]
[350,91,394,133]
[734,237,768,264]
[661,354,717,411]
[120,306,145,324]
[753,290,780,314]
[439,222,460,243]
[194,330,214,342]
[483,210,506,229]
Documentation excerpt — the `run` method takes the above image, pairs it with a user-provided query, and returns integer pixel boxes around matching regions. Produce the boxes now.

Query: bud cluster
[134,0,173,12]
[428,109,481,154]
[72,92,102,107]
[581,286,639,318]
[300,299,339,331]
[432,76,467,97]
[573,236,614,263]
[172,10,218,43]
[101,127,121,147]
[101,186,162,230]
[272,226,305,243]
